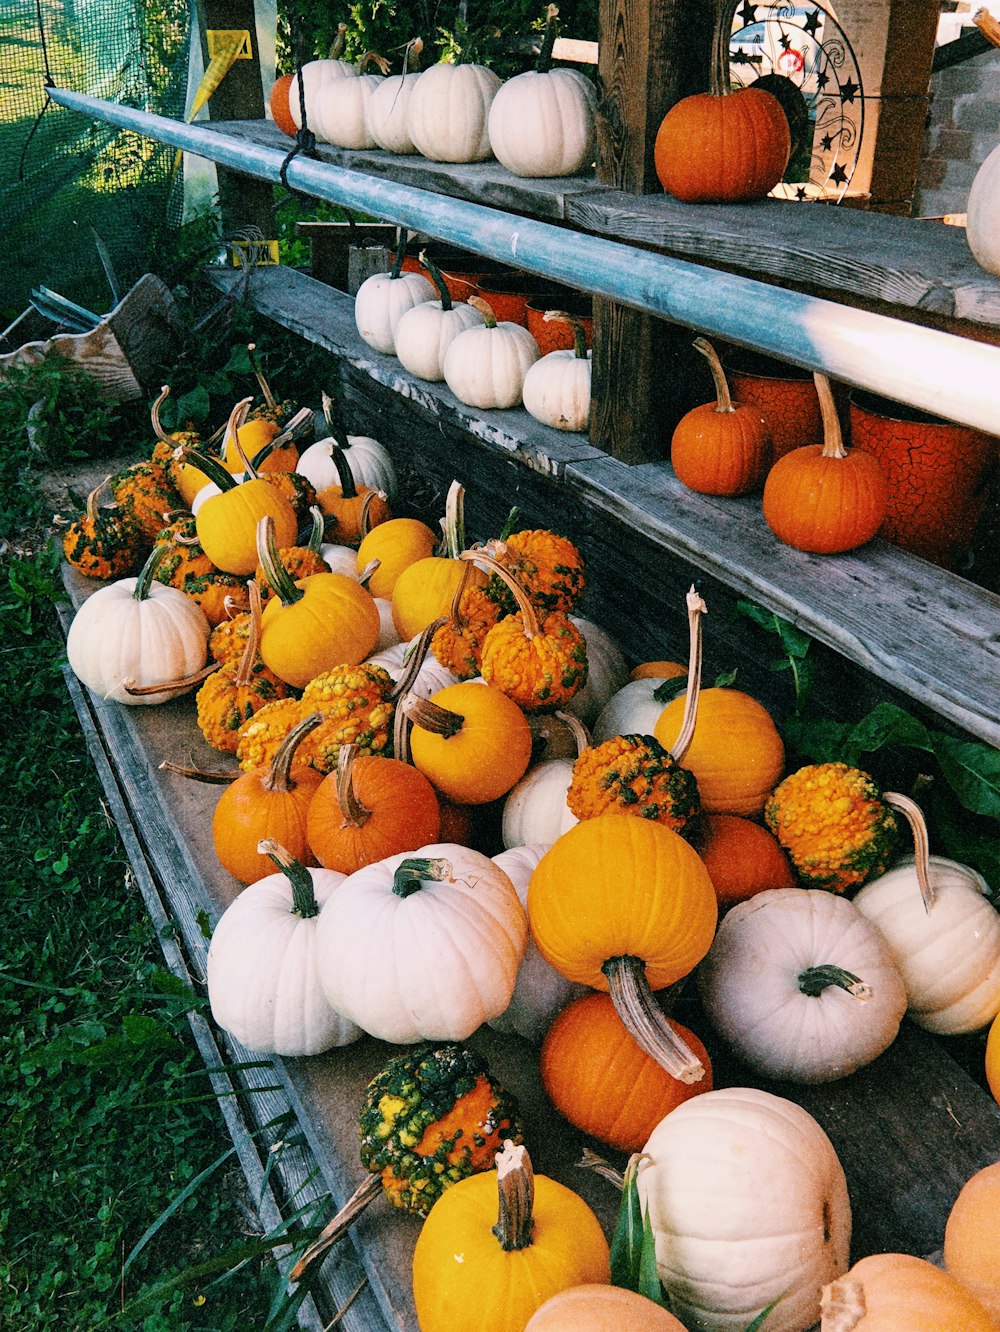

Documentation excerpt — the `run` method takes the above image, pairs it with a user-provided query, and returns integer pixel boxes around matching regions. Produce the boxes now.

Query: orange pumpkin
[405,680,533,805]
[541,992,712,1152]
[762,373,888,555]
[526,1286,687,1331]
[671,338,772,495]
[821,1252,996,1331]
[356,516,439,599]
[316,442,391,547]
[694,812,796,907]
[391,481,484,639]
[987,1010,1000,1106]
[943,1161,1000,1324]
[269,73,297,136]
[306,743,441,874]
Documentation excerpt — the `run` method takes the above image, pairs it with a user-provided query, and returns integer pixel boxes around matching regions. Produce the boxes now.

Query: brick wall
[912,46,1000,216]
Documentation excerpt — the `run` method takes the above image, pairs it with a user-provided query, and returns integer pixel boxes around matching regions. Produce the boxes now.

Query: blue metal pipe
[49,87,1000,435]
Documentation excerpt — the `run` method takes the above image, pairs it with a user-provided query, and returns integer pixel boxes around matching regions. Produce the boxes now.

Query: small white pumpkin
[319,541,360,578]
[297,393,399,502]
[854,853,1000,1035]
[66,545,210,705]
[371,595,403,652]
[592,676,680,744]
[365,39,424,153]
[488,843,587,1043]
[394,252,486,382]
[501,711,588,849]
[354,249,435,355]
[521,310,592,431]
[406,61,501,162]
[311,52,389,148]
[367,635,460,700]
[698,887,908,1083]
[967,141,1000,275]
[207,841,362,1056]
[315,844,528,1042]
[442,296,540,409]
[289,56,357,132]
[637,1086,852,1332]
[563,615,629,727]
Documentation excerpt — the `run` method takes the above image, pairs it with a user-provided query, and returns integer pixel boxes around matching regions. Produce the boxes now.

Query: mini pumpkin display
[671,337,772,494]
[412,1141,610,1332]
[443,297,541,409]
[521,311,592,431]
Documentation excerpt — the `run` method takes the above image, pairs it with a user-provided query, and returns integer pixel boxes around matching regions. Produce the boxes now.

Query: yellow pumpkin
[356,516,438,599]
[406,680,532,804]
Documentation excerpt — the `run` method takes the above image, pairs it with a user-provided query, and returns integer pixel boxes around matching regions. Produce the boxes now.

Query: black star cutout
[779,30,793,50]
[803,9,822,36]
[830,162,849,185]
[839,77,860,103]
[795,186,808,200]
[739,2,758,24]
[820,133,834,152]
[816,67,829,90]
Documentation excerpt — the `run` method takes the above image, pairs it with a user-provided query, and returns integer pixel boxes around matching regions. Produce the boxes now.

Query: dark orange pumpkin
[762,372,888,554]
[671,338,773,495]
[269,74,297,137]
[693,812,796,908]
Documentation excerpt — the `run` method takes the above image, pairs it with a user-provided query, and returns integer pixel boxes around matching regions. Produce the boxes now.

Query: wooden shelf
[208,265,1000,751]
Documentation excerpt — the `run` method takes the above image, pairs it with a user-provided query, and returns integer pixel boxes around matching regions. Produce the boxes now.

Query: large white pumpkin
[289,57,357,132]
[967,141,1000,275]
[394,295,486,382]
[853,854,1000,1034]
[488,67,597,178]
[315,844,528,1042]
[442,304,540,409]
[637,1087,851,1332]
[406,62,501,162]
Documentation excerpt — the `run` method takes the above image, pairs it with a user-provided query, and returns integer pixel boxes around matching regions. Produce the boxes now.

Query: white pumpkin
[406,61,501,162]
[289,57,357,132]
[66,547,210,705]
[367,636,460,700]
[637,1087,852,1332]
[207,843,362,1056]
[592,677,675,744]
[521,335,592,432]
[501,712,588,849]
[372,595,402,652]
[319,541,360,578]
[311,54,387,148]
[967,141,1000,275]
[394,259,486,382]
[354,257,435,355]
[366,63,422,153]
[563,615,629,727]
[698,888,908,1083]
[853,854,1000,1034]
[297,431,398,504]
[443,297,541,409]
[315,844,528,1042]
[488,67,597,178]
[488,844,587,1043]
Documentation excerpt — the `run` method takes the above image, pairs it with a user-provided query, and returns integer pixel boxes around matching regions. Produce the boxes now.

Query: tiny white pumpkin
[207,840,362,1057]
[854,854,1000,1035]
[592,676,681,744]
[66,545,210,705]
[406,61,501,162]
[354,249,435,355]
[319,541,360,578]
[315,844,528,1042]
[698,887,908,1083]
[501,711,589,849]
[521,310,592,431]
[442,296,540,409]
[367,635,460,700]
[637,1086,851,1332]
[311,52,388,148]
[366,39,424,153]
[488,843,587,1043]
[394,252,486,382]
[289,56,357,132]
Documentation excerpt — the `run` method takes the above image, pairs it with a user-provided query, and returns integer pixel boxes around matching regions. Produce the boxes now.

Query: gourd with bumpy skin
[62,477,144,580]
[821,1251,997,1331]
[393,250,486,382]
[637,1087,851,1332]
[315,845,528,1043]
[430,558,502,680]
[406,60,501,163]
[443,297,540,409]
[206,838,361,1056]
[412,1141,610,1332]
[354,244,435,355]
[486,522,586,616]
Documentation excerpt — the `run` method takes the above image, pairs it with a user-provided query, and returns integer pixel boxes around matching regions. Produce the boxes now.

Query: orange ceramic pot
[726,353,823,460]
[849,390,997,569]
[475,274,572,326]
[526,292,594,354]
[399,246,513,303]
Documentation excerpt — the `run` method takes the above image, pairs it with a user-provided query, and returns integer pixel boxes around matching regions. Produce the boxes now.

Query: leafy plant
[609,1155,671,1309]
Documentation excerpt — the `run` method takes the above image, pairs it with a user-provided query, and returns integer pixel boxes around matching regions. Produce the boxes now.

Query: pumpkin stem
[257,838,321,918]
[305,505,325,554]
[358,50,391,75]
[602,954,706,1084]
[668,586,707,764]
[575,1147,626,1191]
[692,337,734,413]
[500,505,520,541]
[543,309,588,359]
[816,373,849,460]
[158,758,236,784]
[150,385,173,444]
[492,1140,535,1251]
[391,617,448,761]
[468,295,498,329]
[329,21,348,59]
[438,480,467,559]
[131,542,174,603]
[536,5,559,72]
[232,580,264,689]
[389,238,407,280]
[402,35,424,75]
[336,744,372,827]
[261,710,324,793]
[289,1172,384,1282]
[820,1276,867,1332]
[418,249,453,311]
[225,397,258,476]
[357,556,380,587]
[798,964,872,1000]
[246,343,277,413]
[85,477,114,523]
[462,543,541,639]
[249,405,312,469]
[256,515,305,606]
[171,444,238,494]
[402,695,466,740]
[884,791,935,913]
[358,487,387,538]
[555,709,591,758]
[709,0,738,97]
[123,659,221,696]
[392,856,454,898]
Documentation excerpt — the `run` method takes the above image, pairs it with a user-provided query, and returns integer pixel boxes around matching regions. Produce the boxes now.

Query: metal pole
[49,86,1000,436]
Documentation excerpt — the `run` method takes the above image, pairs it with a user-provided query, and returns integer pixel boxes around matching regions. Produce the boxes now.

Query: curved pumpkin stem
[437,480,467,559]
[150,385,173,444]
[358,487,387,539]
[158,758,236,783]
[884,790,935,913]
[535,5,559,73]
[289,1172,384,1282]
[575,1147,626,1191]
[668,585,707,764]
[402,35,424,74]
[544,309,588,359]
[261,710,324,793]
[402,695,465,740]
[231,580,264,690]
[123,658,220,696]
[336,743,372,827]
[392,856,454,898]
[493,1141,534,1251]
[249,405,313,469]
[461,543,540,639]
[256,515,305,606]
[816,372,849,460]
[821,1275,868,1332]
[358,50,391,75]
[418,249,453,311]
[246,343,277,414]
[554,709,590,758]
[693,337,734,413]
[172,444,239,493]
[602,954,706,1084]
[257,838,321,918]
[390,616,448,760]
[304,505,325,555]
[468,295,498,329]
[798,965,871,1001]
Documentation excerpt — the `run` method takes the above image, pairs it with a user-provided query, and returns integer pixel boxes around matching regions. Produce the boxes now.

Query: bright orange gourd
[405,680,532,804]
[654,2,790,203]
[763,372,888,554]
[62,477,144,580]
[270,74,297,136]
[821,1252,996,1331]
[671,338,772,495]
[943,1161,1000,1324]
[540,991,712,1152]
[315,434,391,547]
[305,743,441,873]
[694,812,796,907]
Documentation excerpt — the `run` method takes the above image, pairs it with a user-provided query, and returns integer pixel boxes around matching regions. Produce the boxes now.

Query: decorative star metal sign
[803,9,823,37]
[839,78,860,104]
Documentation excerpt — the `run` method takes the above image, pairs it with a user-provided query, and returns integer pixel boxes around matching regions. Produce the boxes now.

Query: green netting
[1,0,191,324]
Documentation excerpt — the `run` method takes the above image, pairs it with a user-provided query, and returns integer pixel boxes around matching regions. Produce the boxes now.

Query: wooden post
[194,0,274,236]
[591,0,715,463]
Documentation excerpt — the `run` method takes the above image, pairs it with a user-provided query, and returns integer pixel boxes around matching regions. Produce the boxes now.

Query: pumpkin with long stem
[430,555,502,680]
[654,0,790,203]
[366,36,424,153]
[290,1042,523,1281]
[295,389,399,503]
[405,680,533,804]
[255,514,380,688]
[671,337,772,494]
[195,581,292,753]
[763,372,889,554]
[244,342,299,432]
[149,384,215,505]
[61,477,144,580]
[469,544,588,712]
[392,481,486,640]
[528,813,718,1083]
[412,1141,610,1332]
[253,504,328,603]
[394,249,487,382]
[313,396,391,544]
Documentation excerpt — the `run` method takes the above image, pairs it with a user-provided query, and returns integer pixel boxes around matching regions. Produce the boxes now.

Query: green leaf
[653,675,688,705]
[637,1200,668,1308]
[123,1141,238,1274]
[931,734,1000,819]
[173,384,212,426]
[744,1296,784,1331]
[609,1155,645,1290]
[714,668,738,688]
[844,701,934,762]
